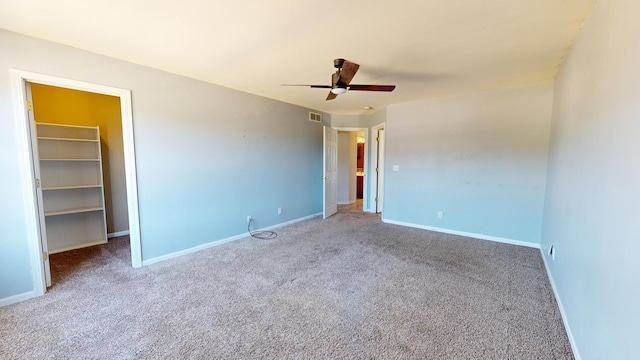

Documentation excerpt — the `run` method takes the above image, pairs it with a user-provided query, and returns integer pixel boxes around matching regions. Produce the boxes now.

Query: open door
[376,129,385,213]
[323,126,338,219]
[26,83,52,287]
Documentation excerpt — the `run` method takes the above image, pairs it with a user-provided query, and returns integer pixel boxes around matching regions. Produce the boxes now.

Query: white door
[26,82,52,287]
[323,126,338,219]
[376,129,385,213]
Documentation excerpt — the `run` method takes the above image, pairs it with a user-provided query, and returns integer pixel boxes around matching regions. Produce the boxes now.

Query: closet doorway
[11,70,141,299]
[31,83,131,286]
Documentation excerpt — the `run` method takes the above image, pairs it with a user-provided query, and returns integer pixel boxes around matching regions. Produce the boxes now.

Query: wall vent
[309,111,322,123]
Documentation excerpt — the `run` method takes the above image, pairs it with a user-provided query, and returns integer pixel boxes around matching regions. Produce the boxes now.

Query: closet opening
[11,70,141,300]
[29,83,131,286]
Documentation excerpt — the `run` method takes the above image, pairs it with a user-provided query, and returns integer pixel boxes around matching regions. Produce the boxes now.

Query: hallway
[337,198,364,213]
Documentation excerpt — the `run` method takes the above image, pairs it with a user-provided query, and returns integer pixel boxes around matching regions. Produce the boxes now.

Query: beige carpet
[0,210,573,359]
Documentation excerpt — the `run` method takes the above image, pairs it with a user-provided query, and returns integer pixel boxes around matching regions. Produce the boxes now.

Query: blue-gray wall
[383,82,554,245]
[541,0,640,358]
[0,29,324,301]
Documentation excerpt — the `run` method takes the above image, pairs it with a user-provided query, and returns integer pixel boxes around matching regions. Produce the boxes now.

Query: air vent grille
[309,112,322,123]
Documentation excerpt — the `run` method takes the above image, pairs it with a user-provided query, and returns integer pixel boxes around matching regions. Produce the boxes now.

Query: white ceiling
[0,0,594,114]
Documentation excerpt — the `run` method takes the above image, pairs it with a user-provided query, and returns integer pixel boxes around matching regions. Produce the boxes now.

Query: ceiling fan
[283,58,396,100]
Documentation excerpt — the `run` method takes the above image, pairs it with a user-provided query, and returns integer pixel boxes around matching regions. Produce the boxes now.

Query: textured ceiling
[0,0,594,114]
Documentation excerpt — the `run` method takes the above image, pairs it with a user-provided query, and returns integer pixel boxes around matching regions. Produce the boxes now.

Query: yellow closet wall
[30,83,129,235]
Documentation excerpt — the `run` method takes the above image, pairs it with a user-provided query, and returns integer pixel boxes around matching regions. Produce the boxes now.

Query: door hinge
[374,197,378,202]
[375,167,379,172]
[27,101,33,112]
[376,136,380,142]
[35,179,40,188]
[42,251,48,260]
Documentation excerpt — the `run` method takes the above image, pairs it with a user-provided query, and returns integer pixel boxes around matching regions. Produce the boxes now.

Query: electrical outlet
[437,211,443,219]
[277,208,282,215]
[247,215,252,223]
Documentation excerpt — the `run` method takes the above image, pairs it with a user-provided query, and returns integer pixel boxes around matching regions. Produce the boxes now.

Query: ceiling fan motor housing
[334,58,346,69]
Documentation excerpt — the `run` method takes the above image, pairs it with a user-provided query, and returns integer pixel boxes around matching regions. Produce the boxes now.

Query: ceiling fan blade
[336,61,360,87]
[348,84,396,92]
[285,59,393,100]
[282,84,332,88]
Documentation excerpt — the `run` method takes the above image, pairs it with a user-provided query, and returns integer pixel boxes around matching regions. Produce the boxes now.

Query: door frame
[322,126,338,219]
[370,122,385,214]
[10,69,142,299]
[333,127,368,212]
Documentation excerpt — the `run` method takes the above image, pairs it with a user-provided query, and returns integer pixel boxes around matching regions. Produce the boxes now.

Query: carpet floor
[0,209,573,359]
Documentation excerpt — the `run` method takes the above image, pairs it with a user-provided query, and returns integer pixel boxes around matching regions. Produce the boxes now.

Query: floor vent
[309,112,322,123]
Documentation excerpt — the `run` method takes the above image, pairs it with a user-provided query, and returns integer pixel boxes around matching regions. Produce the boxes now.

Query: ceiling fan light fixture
[331,87,348,95]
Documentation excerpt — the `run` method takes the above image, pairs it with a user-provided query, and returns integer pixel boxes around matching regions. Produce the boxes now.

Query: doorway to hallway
[336,129,367,212]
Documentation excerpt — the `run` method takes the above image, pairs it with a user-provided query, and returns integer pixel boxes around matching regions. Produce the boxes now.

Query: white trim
[108,230,130,238]
[142,233,247,266]
[11,71,46,298]
[142,213,322,266]
[118,90,143,268]
[381,218,540,249]
[256,213,321,231]
[370,122,385,214]
[9,69,143,303]
[0,291,39,307]
[540,249,581,360]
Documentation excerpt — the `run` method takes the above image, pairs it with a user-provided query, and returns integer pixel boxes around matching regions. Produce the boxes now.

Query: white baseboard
[108,230,130,238]
[142,233,249,266]
[0,290,38,307]
[256,213,322,232]
[381,218,540,249]
[540,249,581,360]
[142,212,322,266]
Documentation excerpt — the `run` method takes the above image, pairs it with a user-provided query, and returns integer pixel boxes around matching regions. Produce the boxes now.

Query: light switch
[392,165,399,171]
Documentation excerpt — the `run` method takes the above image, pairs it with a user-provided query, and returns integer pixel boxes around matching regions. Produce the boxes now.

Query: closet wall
[30,84,128,235]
